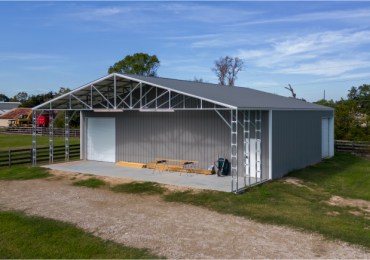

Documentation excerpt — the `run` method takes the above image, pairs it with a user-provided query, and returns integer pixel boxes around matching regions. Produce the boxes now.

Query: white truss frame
[33,73,235,112]
[32,73,272,193]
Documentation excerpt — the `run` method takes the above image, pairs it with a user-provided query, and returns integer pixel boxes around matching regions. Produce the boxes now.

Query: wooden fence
[0,144,80,167]
[6,127,80,137]
[335,140,370,155]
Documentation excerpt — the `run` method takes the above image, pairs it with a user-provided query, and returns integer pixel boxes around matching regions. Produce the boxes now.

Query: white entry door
[87,117,116,162]
[245,138,261,178]
[322,118,330,158]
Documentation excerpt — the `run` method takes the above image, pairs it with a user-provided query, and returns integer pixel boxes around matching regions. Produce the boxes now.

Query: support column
[32,111,37,166]
[243,110,251,187]
[65,111,70,162]
[230,109,238,193]
[255,110,262,182]
[49,111,54,164]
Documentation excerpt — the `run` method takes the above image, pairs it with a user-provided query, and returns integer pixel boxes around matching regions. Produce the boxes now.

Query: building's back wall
[83,110,269,177]
[116,110,230,169]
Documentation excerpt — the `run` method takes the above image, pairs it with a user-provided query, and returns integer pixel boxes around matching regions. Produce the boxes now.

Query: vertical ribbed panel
[82,110,270,177]
[117,110,233,169]
[272,110,334,179]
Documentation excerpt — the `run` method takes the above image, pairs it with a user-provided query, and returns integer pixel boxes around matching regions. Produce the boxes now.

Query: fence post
[8,148,11,167]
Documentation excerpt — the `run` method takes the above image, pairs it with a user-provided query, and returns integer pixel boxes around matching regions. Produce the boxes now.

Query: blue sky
[1,1,370,102]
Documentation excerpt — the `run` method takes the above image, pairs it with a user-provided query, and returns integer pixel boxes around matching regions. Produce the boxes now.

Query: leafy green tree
[20,91,54,108]
[315,84,369,141]
[13,92,29,102]
[0,94,10,102]
[108,53,160,76]
[55,87,71,97]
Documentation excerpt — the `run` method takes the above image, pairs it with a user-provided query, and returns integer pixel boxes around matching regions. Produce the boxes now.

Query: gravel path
[0,178,368,259]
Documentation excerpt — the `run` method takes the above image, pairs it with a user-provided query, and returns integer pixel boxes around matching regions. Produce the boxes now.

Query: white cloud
[0,53,60,61]
[236,8,370,26]
[71,7,130,20]
[276,60,370,76]
[237,29,370,77]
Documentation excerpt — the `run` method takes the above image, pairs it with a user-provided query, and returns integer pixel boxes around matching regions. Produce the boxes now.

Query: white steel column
[230,109,238,192]
[255,111,262,182]
[49,111,54,164]
[32,111,37,166]
[244,110,251,186]
[65,111,70,162]
[268,110,273,180]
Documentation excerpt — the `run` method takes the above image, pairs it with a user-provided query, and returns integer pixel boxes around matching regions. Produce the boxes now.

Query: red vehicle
[36,114,50,127]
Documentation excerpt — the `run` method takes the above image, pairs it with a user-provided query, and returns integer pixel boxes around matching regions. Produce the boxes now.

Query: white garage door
[87,117,116,162]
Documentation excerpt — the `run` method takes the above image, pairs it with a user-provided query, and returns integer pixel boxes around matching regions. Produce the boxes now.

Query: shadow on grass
[111,182,166,195]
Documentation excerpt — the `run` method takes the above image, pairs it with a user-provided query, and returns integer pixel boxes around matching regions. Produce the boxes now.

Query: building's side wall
[82,110,269,178]
[271,110,334,179]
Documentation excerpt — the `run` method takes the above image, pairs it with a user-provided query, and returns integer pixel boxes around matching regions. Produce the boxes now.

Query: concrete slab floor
[43,160,232,192]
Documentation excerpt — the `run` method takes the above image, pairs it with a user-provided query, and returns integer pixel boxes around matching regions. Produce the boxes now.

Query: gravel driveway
[0,176,368,259]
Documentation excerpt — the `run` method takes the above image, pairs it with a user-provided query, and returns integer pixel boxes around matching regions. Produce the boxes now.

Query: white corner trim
[269,110,273,180]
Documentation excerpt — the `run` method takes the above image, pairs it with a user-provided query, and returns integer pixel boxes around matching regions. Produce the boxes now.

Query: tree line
[315,85,369,141]
[1,52,368,141]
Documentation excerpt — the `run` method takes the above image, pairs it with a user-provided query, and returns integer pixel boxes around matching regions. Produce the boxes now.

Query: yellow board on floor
[116,161,147,169]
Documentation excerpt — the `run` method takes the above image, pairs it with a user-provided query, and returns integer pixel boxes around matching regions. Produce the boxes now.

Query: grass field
[1,152,369,252]
[110,153,370,249]
[0,165,51,180]
[162,153,370,249]
[0,211,159,259]
[73,178,106,188]
[0,133,79,151]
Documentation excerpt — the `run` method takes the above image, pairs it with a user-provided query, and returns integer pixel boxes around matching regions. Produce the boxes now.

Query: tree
[314,84,370,141]
[285,84,296,99]
[108,53,160,76]
[13,92,29,102]
[55,87,71,97]
[193,77,204,83]
[0,94,9,102]
[20,91,54,108]
[211,56,244,86]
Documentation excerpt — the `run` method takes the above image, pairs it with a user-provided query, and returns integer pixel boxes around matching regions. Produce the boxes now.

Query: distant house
[0,102,20,116]
[0,108,31,127]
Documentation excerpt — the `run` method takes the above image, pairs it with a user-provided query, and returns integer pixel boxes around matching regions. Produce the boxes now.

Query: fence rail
[6,127,80,137]
[335,140,370,154]
[0,144,80,167]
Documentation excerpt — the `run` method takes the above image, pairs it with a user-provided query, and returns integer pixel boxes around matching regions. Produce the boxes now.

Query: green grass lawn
[0,133,79,151]
[73,178,106,188]
[112,182,166,195]
[0,165,51,180]
[1,152,369,251]
[0,211,159,259]
[162,153,370,249]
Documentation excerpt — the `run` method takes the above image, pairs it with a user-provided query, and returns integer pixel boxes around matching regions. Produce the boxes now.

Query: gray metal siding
[117,110,231,169]
[83,110,269,179]
[272,110,334,179]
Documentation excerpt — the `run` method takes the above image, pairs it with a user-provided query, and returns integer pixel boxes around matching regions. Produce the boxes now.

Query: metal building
[33,73,334,193]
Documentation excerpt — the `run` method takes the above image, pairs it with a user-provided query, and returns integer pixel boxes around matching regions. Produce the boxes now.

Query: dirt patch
[327,195,370,213]
[282,177,314,191]
[48,169,194,192]
[0,179,369,258]
[326,211,340,216]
